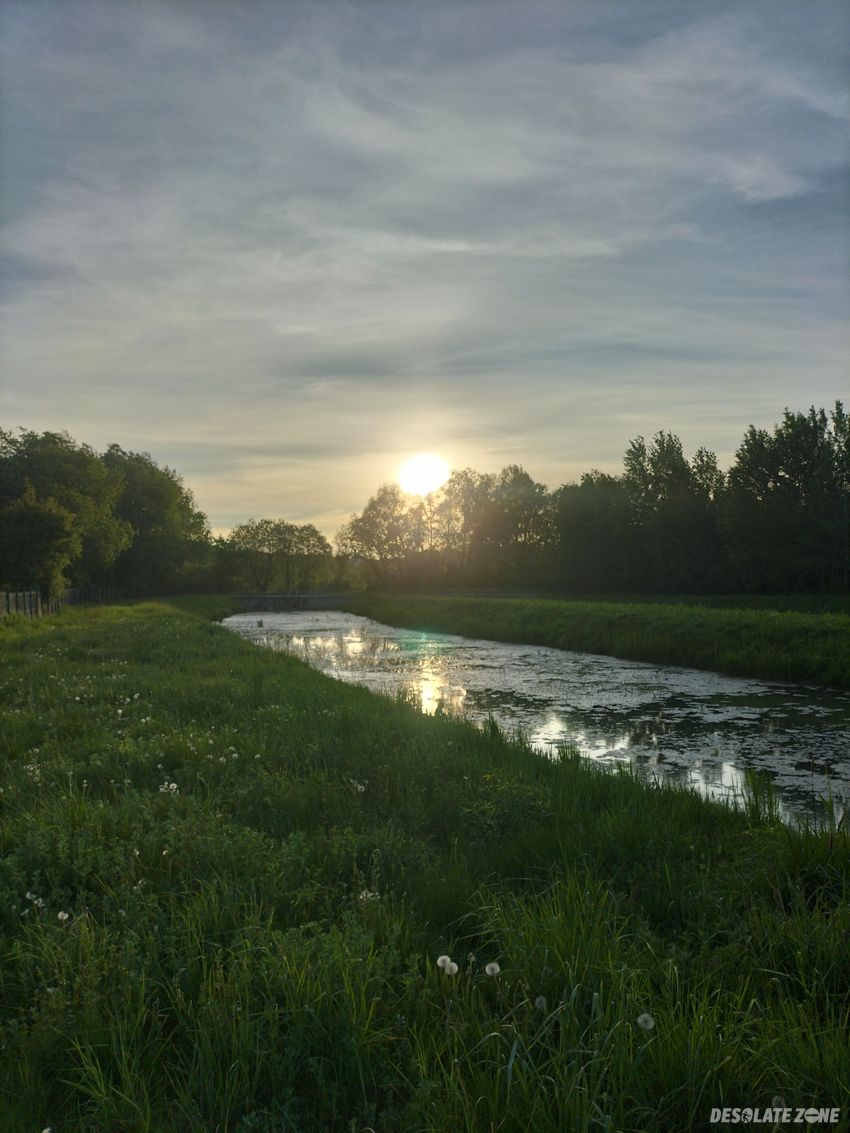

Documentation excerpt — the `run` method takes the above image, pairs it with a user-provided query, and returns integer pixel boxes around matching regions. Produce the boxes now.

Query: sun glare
[399,453,450,496]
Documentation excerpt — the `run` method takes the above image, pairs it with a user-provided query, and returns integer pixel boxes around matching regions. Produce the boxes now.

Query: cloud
[0,0,847,533]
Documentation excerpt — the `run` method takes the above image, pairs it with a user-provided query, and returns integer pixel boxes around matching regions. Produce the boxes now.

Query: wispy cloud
[1,0,847,533]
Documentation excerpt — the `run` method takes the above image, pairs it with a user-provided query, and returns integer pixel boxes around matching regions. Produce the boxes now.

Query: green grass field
[1,599,848,1132]
[348,594,850,689]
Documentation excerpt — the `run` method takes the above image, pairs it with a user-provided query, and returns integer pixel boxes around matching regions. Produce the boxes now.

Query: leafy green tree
[102,446,210,593]
[335,485,420,586]
[435,469,497,577]
[620,432,725,591]
[554,471,634,592]
[721,405,847,591]
[0,485,79,594]
[290,523,333,590]
[228,519,285,592]
[0,429,131,586]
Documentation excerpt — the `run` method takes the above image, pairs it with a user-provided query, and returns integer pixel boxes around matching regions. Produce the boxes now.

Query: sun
[398,453,450,496]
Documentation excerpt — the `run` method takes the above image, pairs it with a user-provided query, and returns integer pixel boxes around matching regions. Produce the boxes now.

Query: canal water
[223,610,850,821]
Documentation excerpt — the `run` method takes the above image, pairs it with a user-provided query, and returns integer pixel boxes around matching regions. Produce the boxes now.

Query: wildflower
[636,1013,655,1031]
[33,897,45,910]
[436,954,452,970]
[485,962,501,977]
[57,911,69,922]
[445,961,459,975]
[25,891,35,901]
[534,996,547,1010]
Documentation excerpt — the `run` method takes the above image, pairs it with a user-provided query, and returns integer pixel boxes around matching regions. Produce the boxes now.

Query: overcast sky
[1,1,848,536]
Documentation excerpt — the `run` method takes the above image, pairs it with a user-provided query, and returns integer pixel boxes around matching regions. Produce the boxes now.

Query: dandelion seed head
[445,961,459,975]
[534,996,547,1010]
[485,962,501,976]
[57,911,69,922]
[436,954,452,970]
[636,1012,655,1031]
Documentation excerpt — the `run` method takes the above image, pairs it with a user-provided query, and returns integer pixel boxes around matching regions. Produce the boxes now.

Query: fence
[1,587,120,619]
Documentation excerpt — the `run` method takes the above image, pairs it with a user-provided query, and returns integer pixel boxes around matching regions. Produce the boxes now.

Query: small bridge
[229,592,353,612]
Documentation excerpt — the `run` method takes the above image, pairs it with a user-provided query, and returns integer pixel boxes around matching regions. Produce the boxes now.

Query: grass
[0,597,848,1132]
[348,594,850,689]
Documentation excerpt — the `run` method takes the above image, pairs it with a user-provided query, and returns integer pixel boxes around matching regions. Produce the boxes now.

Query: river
[223,610,850,822]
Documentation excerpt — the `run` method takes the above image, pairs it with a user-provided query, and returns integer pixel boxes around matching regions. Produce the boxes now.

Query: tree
[335,485,420,586]
[228,519,285,592]
[0,429,132,587]
[721,405,848,591]
[620,431,726,591]
[102,445,210,593]
[0,485,79,594]
[435,469,497,577]
[554,471,633,592]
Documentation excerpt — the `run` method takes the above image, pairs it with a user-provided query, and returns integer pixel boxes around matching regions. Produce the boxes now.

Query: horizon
[2,0,848,538]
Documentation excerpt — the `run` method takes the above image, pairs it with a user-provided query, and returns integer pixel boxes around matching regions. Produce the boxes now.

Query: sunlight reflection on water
[224,610,850,822]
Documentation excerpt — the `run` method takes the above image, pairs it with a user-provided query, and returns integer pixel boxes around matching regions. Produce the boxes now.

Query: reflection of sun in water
[399,453,450,496]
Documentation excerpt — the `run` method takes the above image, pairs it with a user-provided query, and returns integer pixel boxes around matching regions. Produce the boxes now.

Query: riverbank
[348,594,850,689]
[1,599,848,1131]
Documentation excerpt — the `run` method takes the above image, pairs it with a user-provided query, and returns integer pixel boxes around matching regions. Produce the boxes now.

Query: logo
[709,1107,841,1126]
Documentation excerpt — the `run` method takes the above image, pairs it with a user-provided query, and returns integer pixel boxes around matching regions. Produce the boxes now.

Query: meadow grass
[0,599,848,1132]
[348,594,850,689]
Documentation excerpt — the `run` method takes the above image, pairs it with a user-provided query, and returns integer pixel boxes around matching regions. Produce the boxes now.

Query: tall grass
[0,599,848,1131]
[349,594,850,688]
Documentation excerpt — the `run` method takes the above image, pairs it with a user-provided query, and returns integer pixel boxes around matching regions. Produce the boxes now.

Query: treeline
[339,404,849,594]
[0,430,336,596]
[3,404,847,598]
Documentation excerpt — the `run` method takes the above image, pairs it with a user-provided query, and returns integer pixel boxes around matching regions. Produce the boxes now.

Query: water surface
[224,610,850,820]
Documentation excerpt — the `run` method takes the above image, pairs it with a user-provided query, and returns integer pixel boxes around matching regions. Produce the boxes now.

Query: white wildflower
[485,962,501,977]
[445,961,459,975]
[636,1013,655,1031]
[57,911,69,922]
[436,954,452,970]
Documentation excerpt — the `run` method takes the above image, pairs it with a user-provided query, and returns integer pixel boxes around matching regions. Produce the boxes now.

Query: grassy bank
[348,594,850,688]
[1,599,848,1132]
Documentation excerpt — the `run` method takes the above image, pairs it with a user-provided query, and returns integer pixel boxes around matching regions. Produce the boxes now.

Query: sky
[1,0,848,537]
